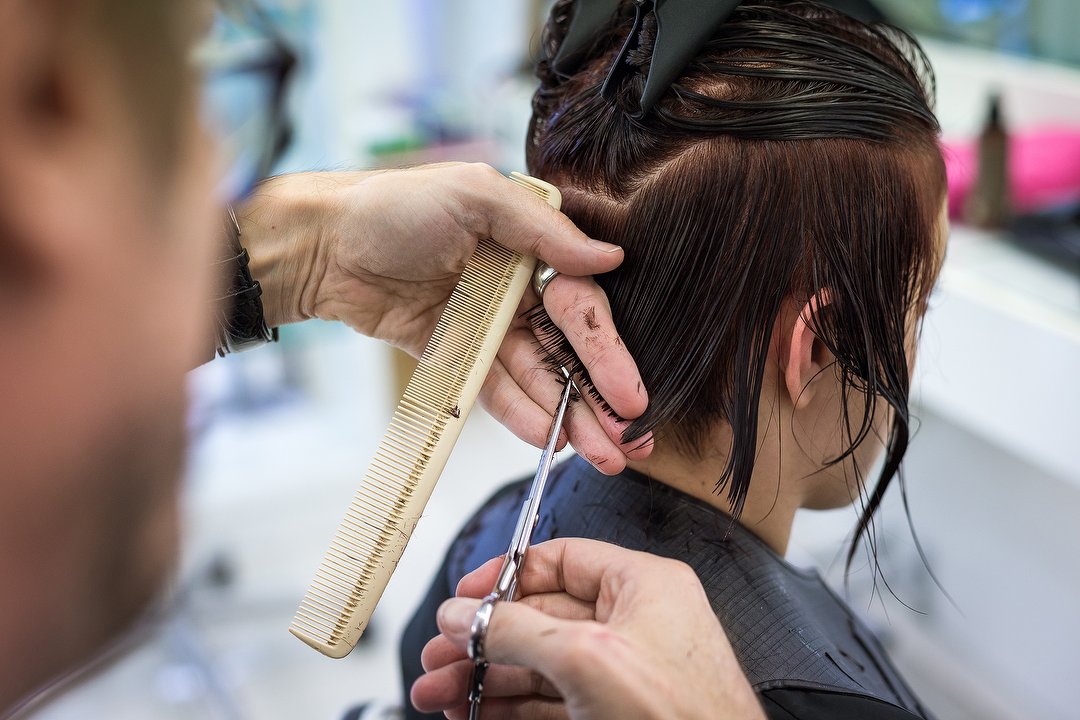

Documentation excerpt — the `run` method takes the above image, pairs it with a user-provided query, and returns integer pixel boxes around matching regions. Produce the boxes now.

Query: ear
[783,290,833,411]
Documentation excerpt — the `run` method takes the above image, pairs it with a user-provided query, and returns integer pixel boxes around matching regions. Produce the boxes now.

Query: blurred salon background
[27,1,1080,719]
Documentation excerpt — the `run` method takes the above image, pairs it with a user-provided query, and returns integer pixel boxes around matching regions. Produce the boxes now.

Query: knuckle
[441,160,470,172]
[523,595,551,616]
[500,396,527,433]
[488,386,520,424]
[519,231,549,258]
[479,376,506,411]
[493,392,545,447]
[662,558,702,588]
[516,364,553,399]
[481,380,518,427]
[548,285,596,324]
[465,161,501,184]
[523,592,566,619]
[437,161,472,187]
[582,341,616,370]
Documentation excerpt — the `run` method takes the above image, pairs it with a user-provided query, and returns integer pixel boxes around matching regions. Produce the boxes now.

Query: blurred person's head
[529,0,947,551]
[0,0,217,706]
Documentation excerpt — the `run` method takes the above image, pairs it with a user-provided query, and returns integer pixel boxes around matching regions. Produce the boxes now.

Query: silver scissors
[466,367,575,720]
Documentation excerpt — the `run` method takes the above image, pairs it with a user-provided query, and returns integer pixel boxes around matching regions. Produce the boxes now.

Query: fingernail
[437,597,481,637]
[587,238,622,253]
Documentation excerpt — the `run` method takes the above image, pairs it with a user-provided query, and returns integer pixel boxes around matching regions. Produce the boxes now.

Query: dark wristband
[211,207,278,359]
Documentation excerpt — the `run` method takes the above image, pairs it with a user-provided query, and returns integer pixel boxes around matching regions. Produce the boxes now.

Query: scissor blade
[469,373,574,720]
[509,372,574,567]
[538,374,574,476]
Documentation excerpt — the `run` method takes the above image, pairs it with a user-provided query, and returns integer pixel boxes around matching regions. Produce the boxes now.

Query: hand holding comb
[290,172,562,658]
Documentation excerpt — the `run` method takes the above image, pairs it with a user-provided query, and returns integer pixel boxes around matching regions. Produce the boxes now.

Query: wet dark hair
[527,0,946,569]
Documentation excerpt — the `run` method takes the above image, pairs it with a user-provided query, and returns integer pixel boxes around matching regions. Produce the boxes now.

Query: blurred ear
[783,290,834,411]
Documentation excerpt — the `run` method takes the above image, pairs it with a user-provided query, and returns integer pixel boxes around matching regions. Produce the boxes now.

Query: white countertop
[913,224,1079,483]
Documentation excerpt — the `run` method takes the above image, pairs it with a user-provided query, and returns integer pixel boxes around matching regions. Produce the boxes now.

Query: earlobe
[784,291,831,411]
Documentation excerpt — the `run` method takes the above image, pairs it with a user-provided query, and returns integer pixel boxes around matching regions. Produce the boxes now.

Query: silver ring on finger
[532,262,559,300]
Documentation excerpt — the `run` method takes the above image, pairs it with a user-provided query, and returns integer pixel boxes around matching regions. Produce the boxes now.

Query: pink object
[942,127,1080,218]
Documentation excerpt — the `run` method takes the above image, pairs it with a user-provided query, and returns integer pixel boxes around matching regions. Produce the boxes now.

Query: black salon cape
[399,456,934,720]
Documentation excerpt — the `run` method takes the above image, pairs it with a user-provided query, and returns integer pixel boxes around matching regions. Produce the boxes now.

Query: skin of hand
[412,538,768,720]
[238,164,652,473]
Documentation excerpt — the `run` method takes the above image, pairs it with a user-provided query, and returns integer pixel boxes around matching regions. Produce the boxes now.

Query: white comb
[289,172,562,658]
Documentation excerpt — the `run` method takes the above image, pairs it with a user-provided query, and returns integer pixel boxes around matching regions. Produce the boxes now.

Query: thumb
[466,168,624,276]
[436,596,644,718]
[436,597,596,681]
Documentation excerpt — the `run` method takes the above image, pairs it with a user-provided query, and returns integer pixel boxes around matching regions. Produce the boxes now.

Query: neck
[626,432,804,555]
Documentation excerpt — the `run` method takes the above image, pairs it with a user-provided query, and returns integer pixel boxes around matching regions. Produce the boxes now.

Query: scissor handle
[468,660,488,720]
[467,370,575,719]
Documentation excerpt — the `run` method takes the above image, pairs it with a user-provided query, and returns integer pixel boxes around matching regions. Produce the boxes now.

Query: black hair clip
[552,0,745,119]
[550,0,622,76]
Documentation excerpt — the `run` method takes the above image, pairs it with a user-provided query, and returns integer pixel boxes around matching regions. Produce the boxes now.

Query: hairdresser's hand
[412,538,767,720]
[238,165,650,470]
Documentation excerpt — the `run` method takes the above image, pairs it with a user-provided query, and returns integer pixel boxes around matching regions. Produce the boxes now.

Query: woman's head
[528,1,947,552]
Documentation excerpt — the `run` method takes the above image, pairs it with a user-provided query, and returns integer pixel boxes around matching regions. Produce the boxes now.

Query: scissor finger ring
[468,593,498,663]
